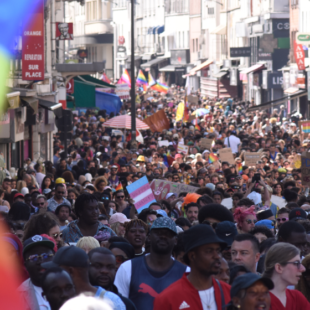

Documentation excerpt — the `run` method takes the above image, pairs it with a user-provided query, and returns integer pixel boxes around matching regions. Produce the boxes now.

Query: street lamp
[130,0,136,144]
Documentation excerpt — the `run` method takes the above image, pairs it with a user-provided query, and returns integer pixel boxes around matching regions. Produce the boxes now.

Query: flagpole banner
[126,176,156,213]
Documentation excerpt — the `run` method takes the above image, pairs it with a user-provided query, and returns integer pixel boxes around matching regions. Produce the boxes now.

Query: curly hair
[75,193,98,218]
[233,206,256,229]
[94,176,108,191]
[124,219,148,234]
[295,254,310,302]
[23,212,59,242]
[61,171,75,184]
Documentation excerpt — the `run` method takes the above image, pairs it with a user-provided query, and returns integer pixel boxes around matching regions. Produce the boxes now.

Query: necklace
[200,288,215,310]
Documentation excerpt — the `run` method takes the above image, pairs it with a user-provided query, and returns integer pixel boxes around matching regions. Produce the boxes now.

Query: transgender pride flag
[126,176,156,213]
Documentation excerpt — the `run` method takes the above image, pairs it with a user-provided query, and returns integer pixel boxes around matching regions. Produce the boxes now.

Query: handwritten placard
[218,148,235,165]
[244,152,261,167]
[177,144,189,155]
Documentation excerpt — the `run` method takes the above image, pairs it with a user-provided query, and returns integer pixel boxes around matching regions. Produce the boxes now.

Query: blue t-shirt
[95,286,126,310]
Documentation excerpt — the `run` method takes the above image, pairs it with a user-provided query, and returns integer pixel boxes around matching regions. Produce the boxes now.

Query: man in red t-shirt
[153,224,231,310]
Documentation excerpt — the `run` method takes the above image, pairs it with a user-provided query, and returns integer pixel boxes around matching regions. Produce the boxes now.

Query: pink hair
[233,206,256,229]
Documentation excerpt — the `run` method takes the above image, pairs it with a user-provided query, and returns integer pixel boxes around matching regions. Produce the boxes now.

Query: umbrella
[102,115,150,130]
[192,108,210,117]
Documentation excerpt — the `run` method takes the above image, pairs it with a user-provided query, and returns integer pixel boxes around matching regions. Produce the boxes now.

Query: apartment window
[192,39,195,52]
[208,7,214,15]
[196,38,198,52]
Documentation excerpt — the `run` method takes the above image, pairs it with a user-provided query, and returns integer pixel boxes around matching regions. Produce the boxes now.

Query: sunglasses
[115,255,128,264]
[57,191,65,194]
[26,253,54,262]
[276,217,288,222]
[52,233,63,239]
[116,196,125,199]
[37,202,45,206]
[245,219,257,224]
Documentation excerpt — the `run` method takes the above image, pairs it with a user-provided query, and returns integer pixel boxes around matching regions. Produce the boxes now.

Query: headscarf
[3,233,29,283]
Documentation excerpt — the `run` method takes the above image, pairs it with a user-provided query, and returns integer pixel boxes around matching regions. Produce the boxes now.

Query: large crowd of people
[2,89,310,310]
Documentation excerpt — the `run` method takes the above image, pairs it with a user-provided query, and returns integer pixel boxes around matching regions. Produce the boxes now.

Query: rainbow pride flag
[209,153,219,164]
[136,69,147,85]
[151,82,169,94]
[237,163,243,175]
[195,124,201,131]
[301,122,310,133]
[148,72,156,87]
[115,183,123,191]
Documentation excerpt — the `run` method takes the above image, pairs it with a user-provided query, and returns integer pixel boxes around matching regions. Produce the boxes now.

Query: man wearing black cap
[153,224,231,310]
[215,221,238,261]
[88,248,137,310]
[42,246,126,310]
[115,217,187,310]
[18,235,56,310]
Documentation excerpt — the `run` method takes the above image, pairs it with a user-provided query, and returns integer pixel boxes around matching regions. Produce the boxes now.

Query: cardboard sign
[126,176,156,213]
[158,140,169,147]
[144,110,170,132]
[301,152,310,186]
[150,180,198,201]
[218,148,235,165]
[177,144,189,155]
[244,152,261,166]
[200,138,213,150]
[188,95,199,104]
[271,195,286,209]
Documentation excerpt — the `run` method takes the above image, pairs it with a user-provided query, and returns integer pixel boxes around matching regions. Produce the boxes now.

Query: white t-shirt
[224,135,240,154]
[33,284,50,310]
[199,286,217,310]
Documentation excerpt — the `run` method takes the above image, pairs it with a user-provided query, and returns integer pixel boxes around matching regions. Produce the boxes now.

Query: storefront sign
[296,33,310,46]
[267,72,283,89]
[258,52,272,61]
[294,41,305,70]
[56,23,73,40]
[117,46,126,53]
[22,0,44,80]
[66,79,74,94]
[230,67,238,86]
[273,19,289,38]
[230,47,251,57]
[118,36,125,45]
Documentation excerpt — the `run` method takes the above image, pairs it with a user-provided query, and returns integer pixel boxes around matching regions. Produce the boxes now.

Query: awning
[289,90,307,99]
[213,68,229,78]
[210,25,227,35]
[141,57,168,69]
[190,59,214,74]
[126,56,142,63]
[75,75,115,88]
[153,25,164,35]
[240,63,265,75]
[247,97,287,112]
[38,99,63,118]
[159,65,185,72]
[21,97,38,114]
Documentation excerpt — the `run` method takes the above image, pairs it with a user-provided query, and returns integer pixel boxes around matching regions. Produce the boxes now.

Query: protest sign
[126,176,156,213]
[150,179,198,201]
[301,152,310,186]
[158,140,169,147]
[200,138,213,150]
[177,144,189,155]
[144,110,170,132]
[221,198,233,209]
[218,148,235,165]
[244,152,261,166]
[188,95,199,104]
[270,195,286,209]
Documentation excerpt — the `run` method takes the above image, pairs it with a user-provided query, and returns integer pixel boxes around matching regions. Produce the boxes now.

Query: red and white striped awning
[102,115,150,130]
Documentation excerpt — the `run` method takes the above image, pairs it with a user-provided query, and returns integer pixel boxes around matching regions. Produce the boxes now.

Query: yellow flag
[176,101,185,122]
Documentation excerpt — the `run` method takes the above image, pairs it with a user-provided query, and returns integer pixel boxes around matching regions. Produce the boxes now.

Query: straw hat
[137,155,145,162]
